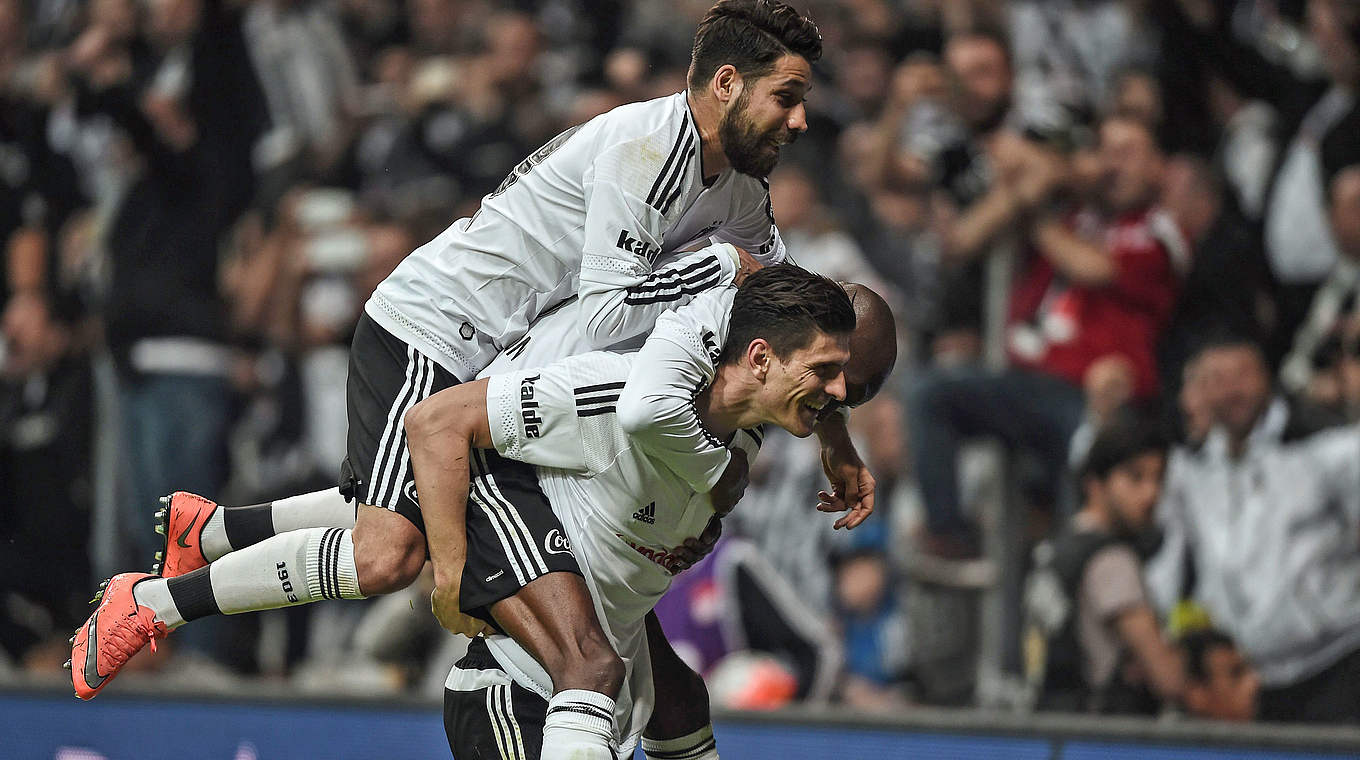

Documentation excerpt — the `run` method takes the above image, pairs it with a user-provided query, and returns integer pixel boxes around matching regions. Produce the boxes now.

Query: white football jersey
[365,92,786,381]
[484,286,739,497]
[457,350,761,753]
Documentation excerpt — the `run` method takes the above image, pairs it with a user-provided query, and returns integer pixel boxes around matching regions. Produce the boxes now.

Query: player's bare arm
[403,379,494,633]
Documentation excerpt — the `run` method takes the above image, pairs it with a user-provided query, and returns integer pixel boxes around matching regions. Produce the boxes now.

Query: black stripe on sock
[321,528,341,600]
[166,567,221,622]
[547,703,613,723]
[222,503,275,550]
[646,738,717,759]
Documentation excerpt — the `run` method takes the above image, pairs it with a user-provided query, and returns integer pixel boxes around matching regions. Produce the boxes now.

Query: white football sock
[134,527,364,628]
[541,689,617,760]
[642,725,718,760]
[200,489,356,561]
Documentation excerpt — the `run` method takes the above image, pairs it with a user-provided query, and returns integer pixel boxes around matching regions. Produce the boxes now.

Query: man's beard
[718,91,789,178]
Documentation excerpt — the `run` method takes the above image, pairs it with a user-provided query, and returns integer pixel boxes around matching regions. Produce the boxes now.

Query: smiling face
[754,329,850,436]
[718,54,811,177]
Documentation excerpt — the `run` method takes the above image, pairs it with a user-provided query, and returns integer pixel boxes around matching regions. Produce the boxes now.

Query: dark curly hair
[720,264,854,365]
[688,0,822,93]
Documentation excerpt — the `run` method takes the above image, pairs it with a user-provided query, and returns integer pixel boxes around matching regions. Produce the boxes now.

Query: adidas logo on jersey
[632,502,656,525]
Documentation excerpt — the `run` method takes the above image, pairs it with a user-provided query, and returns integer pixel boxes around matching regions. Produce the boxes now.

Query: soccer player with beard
[71,0,885,707]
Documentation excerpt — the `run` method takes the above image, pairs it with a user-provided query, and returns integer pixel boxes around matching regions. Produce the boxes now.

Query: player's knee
[548,629,625,696]
[353,531,426,595]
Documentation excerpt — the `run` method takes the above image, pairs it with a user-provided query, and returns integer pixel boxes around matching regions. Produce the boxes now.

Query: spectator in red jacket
[907,114,1185,574]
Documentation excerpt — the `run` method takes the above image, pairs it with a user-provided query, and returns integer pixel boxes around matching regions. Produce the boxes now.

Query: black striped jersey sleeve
[577,127,738,350]
[615,286,736,494]
[484,352,633,475]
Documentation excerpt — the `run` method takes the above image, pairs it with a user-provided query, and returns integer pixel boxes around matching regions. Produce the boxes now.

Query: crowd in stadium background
[2,0,1360,730]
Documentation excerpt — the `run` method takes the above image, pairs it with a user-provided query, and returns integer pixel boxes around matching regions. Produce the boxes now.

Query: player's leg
[154,488,356,576]
[70,315,448,698]
[641,611,719,760]
[444,638,547,760]
[459,450,622,760]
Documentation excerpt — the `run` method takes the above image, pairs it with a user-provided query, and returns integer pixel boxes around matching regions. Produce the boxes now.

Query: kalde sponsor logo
[616,533,682,575]
[519,373,543,438]
[616,229,660,261]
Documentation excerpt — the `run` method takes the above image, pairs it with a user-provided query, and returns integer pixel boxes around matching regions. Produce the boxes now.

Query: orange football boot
[67,573,168,700]
[153,492,217,577]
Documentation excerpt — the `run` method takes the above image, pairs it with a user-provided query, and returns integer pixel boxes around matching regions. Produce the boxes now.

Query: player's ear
[713,64,742,105]
[746,338,772,380]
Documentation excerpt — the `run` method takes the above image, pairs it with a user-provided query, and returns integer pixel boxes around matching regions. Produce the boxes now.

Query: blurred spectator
[1177,0,1360,359]
[1147,337,1360,724]
[1008,0,1154,136]
[1280,165,1360,402]
[88,0,269,567]
[1158,154,1270,393]
[1179,628,1260,723]
[908,115,1184,568]
[1205,72,1277,221]
[768,163,892,293]
[243,0,361,183]
[1026,413,1183,715]
[833,547,911,710]
[927,28,1018,359]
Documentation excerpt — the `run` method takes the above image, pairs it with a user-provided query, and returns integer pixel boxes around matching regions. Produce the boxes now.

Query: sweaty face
[719,54,811,178]
[761,330,850,437]
[1101,452,1165,536]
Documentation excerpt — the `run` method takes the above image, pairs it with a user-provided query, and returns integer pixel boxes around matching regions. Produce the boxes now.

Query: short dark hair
[688,0,822,93]
[1180,629,1238,683]
[720,264,854,364]
[1079,411,1169,483]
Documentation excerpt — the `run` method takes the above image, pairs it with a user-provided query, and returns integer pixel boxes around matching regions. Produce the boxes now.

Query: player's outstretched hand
[818,435,876,530]
[666,515,723,574]
[709,448,749,516]
[432,584,495,638]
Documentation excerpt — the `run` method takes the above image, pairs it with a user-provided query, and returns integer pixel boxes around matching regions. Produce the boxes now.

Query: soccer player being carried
[71,0,879,701]
[418,266,895,760]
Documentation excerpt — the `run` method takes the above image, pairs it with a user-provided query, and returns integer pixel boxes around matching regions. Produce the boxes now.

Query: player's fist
[431,584,494,638]
[666,516,723,573]
[709,448,749,516]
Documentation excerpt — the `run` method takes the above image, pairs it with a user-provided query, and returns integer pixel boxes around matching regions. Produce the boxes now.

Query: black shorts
[459,448,583,627]
[340,313,459,533]
[444,638,548,760]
